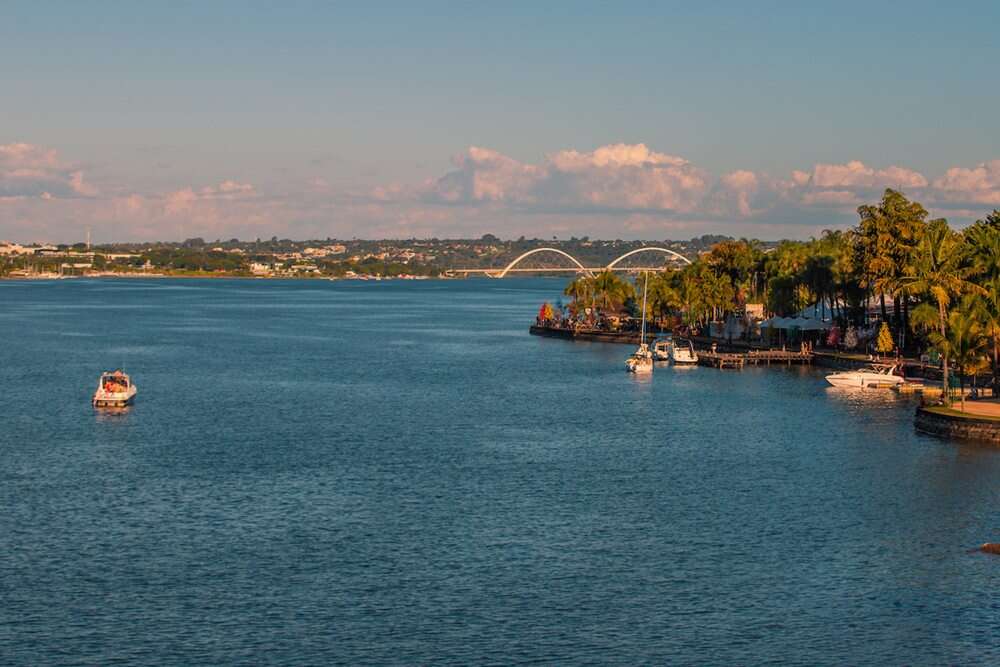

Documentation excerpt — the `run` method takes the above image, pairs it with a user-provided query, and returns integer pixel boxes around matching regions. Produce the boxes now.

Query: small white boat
[825,364,904,389]
[626,274,654,374]
[671,339,699,364]
[93,370,137,407]
[652,339,671,361]
[626,343,654,373]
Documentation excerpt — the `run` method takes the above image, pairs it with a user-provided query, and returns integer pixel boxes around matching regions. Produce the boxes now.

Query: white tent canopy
[760,316,831,331]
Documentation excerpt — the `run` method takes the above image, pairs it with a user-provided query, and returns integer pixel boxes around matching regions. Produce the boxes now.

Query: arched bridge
[450,246,692,278]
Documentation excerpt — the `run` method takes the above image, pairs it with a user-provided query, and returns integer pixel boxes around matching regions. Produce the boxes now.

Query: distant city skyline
[2,1,999,243]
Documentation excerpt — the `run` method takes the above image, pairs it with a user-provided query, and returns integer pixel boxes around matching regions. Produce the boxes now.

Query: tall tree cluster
[560,190,1000,405]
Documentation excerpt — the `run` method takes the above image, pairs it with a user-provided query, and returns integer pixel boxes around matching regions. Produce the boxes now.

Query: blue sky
[2,1,999,242]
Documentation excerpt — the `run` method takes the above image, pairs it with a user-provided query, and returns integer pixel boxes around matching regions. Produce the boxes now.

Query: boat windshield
[100,372,129,391]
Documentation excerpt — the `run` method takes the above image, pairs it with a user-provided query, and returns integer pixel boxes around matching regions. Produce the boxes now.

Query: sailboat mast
[640,271,648,345]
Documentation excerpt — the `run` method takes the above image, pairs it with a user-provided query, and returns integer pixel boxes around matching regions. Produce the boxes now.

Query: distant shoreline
[0,272,451,282]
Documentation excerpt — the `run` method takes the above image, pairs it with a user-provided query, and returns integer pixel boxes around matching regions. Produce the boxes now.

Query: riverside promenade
[916,402,1000,444]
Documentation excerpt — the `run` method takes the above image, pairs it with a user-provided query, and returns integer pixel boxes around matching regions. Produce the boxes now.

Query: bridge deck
[450,266,679,275]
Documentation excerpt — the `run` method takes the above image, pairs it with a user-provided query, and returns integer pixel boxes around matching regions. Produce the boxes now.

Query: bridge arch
[605,246,691,269]
[492,247,593,278]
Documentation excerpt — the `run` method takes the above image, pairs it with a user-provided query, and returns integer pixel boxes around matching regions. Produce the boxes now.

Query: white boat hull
[825,373,903,389]
[93,386,137,407]
[626,359,653,373]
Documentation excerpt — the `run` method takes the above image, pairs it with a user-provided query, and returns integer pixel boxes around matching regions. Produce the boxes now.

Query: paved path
[955,400,1000,418]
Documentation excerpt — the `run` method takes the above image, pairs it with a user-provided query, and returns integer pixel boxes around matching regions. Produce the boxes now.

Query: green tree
[857,189,928,331]
[897,219,984,404]
[635,271,680,324]
[706,239,759,300]
[674,268,706,326]
[590,270,635,314]
[931,308,986,410]
[563,275,596,316]
[765,275,798,317]
[876,322,894,354]
[964,214,1000,279]
[964,209,1000,238]
[802,253,835,320]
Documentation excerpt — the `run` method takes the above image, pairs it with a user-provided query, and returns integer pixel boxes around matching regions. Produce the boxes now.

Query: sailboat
[626,273,654,374]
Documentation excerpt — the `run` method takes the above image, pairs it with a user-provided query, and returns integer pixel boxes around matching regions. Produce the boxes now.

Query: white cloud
[808,160,927,189]
[0,142,96,198]
[548,143,688,170]
[932,160,1000,205]
[717,170,759,216]
[432,146,543,204]
[4,142,1000,243]
[427,144,709,213]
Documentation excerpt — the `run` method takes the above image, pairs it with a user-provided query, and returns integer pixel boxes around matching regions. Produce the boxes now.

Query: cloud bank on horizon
[2,141,999,243]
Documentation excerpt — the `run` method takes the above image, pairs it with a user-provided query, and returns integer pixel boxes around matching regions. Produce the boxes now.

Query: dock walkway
[745,349,813,366]
[698,349,812,369]
[697,352,746,369]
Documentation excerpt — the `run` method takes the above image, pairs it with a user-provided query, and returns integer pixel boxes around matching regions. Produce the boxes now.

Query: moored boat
[92,370,137,407]
[626,273,654,374]
[825,364,904,389]
[671,339,699,364]
[652,338,671,361]
[626,343,654,373]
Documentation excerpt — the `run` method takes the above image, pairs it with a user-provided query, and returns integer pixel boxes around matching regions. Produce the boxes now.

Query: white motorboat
[626,275,654,374]
[671,339,699,364]
[825,364,904,389]
[652,339,671,361]
[93,370,137,407]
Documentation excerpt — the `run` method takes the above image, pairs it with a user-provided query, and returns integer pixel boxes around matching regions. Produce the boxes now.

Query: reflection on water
[824,384,916,408]
[2,277,1000,665]
[627,370,654,384]
[93,406,133,422]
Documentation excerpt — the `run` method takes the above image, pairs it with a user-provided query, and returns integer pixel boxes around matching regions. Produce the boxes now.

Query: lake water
[2,278,1000,665]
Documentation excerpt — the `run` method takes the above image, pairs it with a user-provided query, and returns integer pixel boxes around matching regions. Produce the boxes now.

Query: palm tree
[941,308,987,410]
[962,220,1000,392]
[766,275,798,317]
[858,189,928,331]
[969,278,1000,395]
[563,275,595,317]
[802,253,835,320]
[896,219,985,404]
[591,270,634,314]
[823,229,865,326]
[706,239,757,298]
[703,270,736,322]
[635,271,680,324]
[674,268,706,326]
[965,215,1000,279]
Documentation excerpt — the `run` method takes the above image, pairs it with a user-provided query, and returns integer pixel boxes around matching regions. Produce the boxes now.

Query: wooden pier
[745,349,813,366]
[698,349,813,369]
[698,352,746,369]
